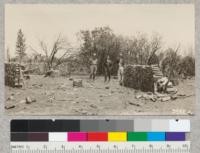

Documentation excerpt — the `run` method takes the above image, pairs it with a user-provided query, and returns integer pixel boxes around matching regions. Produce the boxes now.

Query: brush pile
[123,65,154,92]
[5,63,21,87]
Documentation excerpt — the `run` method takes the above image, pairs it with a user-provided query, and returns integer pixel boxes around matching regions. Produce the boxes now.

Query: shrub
[179,56,195,77]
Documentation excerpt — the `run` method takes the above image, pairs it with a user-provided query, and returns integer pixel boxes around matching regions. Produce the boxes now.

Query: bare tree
[29,34,72,76]
[37,34,72,71]
[147,33,162,65]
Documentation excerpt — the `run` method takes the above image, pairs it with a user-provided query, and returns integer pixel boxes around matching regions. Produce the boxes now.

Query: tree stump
[73,79,83,87]
[44,69,60,77]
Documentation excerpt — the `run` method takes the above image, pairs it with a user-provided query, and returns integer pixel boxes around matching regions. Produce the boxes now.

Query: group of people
[89,53,124,85]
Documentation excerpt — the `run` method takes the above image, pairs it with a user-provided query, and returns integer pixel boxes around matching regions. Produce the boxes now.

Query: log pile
[151,64,163,80]
[5,63,22,87]
[123,65,154,92]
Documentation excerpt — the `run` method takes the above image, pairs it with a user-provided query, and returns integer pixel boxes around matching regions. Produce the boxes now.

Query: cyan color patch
[147,132,165,141]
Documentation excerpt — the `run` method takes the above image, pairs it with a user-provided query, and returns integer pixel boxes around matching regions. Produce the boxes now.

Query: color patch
[151,120,169,132]
[108,132,127,141]
[88,132,108,141]
[169,120,190,132]
[134,119,151,132]
[28,133,48,141]
[80,120,99,132]
[97,120,116,131]
[11,120,29,132]
[127,132,147,141]
[166,132,185,141]
[68,132,87,141]
[147,132,165,141]
[115,120,134,132]
[11,133,28,141]
[49,132,67,142]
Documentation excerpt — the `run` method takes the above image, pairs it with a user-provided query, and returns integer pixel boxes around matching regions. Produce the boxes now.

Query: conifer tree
[16,29,26,63]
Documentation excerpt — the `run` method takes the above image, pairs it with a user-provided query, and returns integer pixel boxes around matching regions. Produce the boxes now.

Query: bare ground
[5,75,195,115]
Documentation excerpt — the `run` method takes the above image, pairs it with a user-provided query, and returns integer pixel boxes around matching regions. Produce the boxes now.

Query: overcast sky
[5,4,194,57]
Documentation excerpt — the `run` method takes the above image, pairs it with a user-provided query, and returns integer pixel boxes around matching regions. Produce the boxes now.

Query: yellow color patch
[108,132,127,141]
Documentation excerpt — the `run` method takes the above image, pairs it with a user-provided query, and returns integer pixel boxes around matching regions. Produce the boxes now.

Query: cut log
[161,96,171,102]
[5,104,15,109]
[73,79,83,87]
[166,87,177,94]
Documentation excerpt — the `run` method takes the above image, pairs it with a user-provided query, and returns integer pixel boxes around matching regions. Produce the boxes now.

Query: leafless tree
[30,34,72,71]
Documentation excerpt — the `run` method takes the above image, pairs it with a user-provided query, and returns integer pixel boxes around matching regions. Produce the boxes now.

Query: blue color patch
[147,132,165,141]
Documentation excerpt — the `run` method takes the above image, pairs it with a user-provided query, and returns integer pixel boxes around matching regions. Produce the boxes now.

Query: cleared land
[5,75,195,115]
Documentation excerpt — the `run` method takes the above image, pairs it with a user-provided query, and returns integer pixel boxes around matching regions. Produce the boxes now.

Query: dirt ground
[5,75,195,115]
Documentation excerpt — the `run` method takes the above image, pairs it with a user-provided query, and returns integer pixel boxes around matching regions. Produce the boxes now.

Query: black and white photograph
[5,4,195,115]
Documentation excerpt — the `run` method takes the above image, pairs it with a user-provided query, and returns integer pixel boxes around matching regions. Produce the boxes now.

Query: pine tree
[6,47,10,62]
[16,29,26,64]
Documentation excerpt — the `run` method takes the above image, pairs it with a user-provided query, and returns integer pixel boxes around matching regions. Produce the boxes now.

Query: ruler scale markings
[11,142,190,153]
[10,148,190,153]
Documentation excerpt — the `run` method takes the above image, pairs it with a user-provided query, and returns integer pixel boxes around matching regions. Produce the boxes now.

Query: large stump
[73,79,83,87]
[123,65,154,92]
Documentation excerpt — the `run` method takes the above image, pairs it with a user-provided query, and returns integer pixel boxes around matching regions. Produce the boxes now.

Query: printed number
[183,144,188,148]
[96,145,100,149]
[43,145,47,149]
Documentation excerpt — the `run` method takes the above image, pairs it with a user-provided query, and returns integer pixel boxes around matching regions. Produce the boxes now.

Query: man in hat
[104,55,112,82]
[118,53,125,85]
[89,53,98,80]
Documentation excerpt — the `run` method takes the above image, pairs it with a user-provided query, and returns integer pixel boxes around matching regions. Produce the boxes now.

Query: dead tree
[147,34,162,65]
[39,35,72,76]
[30,34,72,76]
[30,35,66,68]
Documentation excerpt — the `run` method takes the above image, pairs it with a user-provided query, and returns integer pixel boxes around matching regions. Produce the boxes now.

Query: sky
[5,4,194,58]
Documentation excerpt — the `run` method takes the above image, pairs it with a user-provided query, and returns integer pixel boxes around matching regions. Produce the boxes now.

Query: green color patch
[127,132,147,141]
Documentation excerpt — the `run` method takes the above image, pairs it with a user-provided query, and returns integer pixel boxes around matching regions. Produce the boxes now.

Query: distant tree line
[78,26,195,78]
[161,48,195,79]
[10,27,195,79]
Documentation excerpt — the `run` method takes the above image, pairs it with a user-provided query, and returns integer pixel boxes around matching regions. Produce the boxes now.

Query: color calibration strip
[11,119,190,142]
[11,132,186,142]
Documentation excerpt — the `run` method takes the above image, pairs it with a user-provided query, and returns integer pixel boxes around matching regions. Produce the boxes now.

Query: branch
[53,49,72,68]
[29,45,40,55]
[39,41,49,58]
[175,43,181,54]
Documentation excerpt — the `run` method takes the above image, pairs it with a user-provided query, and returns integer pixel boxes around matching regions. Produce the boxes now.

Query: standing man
[118,53,125,85]
[104,55,112,82]
[89,53,98,80]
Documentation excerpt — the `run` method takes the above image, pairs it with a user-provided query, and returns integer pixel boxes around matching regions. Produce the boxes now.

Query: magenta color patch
[68,132,87,141]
